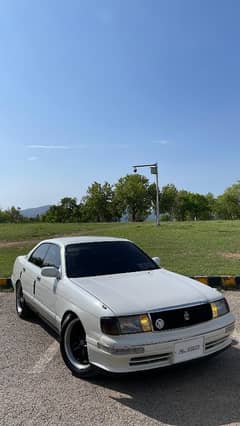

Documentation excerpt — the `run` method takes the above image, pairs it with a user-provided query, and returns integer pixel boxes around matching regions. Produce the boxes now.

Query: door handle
[36,276,41,281]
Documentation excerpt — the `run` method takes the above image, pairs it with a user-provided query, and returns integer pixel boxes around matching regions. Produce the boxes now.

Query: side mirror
[41,266,61,279]
[152,257,160,267]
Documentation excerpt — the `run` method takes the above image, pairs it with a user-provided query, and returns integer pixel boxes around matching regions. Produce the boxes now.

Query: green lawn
[0,221,240,277]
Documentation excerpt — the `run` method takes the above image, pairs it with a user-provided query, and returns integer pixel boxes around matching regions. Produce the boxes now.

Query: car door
[21,243,50,306]
[34,243,61,326]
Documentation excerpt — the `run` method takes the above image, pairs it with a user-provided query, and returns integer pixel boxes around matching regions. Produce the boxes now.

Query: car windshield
[65,241,159,278]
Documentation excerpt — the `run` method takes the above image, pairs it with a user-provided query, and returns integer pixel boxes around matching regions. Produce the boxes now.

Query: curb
[0,278,13,291]
[192,276,240,290]
[0,276,240,292]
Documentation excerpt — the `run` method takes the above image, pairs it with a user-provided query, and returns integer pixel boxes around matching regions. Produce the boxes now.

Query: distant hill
[21,205,51,218]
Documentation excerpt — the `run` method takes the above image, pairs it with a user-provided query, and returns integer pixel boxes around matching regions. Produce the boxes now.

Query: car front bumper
[87,313,235,373]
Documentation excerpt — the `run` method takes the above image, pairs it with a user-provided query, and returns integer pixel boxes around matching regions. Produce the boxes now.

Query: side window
[29,244,49,268]
[43,244,61,269]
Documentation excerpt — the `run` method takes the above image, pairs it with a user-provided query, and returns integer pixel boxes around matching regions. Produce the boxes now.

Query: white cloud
[75,142,128,149]
[152,140,169,145]
[26,143,128,151]
[27,145,71,150]
[28,156,38,161]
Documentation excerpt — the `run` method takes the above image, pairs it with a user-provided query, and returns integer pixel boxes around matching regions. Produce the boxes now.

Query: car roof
[41,236,130,247]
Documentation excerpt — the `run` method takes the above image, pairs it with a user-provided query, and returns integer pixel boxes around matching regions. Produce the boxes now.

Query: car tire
[16,282,31,319]
[60,315,98,378]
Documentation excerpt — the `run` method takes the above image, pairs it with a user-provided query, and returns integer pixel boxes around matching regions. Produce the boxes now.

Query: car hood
[70,269,220,315]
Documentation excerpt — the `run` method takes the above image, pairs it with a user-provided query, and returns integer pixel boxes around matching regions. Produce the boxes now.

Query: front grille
[150,303,212,331]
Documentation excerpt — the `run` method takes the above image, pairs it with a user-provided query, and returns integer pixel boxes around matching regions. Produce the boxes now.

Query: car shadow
[29,312,240,425]
[25,312,60,342]
[90,342,240,426]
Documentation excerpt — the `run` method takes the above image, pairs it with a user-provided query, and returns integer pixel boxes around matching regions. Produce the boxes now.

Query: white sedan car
[12,236,235,378]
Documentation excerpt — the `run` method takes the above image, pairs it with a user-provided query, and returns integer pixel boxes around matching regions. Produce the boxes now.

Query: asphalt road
[1,291,240,426]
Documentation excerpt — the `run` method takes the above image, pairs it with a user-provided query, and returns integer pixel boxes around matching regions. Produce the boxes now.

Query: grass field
[0,220,240,277]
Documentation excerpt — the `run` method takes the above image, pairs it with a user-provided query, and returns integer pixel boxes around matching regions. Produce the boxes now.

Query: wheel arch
[15,279,22,289]
[60,310,97,377]
[61,310,85,331]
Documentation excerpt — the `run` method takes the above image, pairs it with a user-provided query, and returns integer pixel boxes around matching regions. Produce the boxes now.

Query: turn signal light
[140,314,152,332]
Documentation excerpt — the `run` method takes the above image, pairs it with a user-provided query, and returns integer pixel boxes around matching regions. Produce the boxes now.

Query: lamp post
[132,162,160,226]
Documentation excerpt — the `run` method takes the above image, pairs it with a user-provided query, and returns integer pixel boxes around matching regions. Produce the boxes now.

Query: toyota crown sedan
[11,236,235,378]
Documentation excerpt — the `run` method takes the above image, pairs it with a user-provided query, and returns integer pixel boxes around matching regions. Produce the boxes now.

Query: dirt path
[221,252,240,260]
[0,232,85,249]
[0,239,40,248]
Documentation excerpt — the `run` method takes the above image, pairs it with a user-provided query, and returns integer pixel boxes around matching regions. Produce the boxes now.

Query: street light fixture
[132,162,160,226]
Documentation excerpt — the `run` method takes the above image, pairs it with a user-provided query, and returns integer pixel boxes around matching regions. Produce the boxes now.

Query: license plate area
[174,337,204,363]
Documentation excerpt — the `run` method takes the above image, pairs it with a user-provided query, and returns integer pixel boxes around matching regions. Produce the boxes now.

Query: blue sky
[1,0,240,209]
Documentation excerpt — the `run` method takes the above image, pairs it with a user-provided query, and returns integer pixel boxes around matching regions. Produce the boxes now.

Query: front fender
[56,279,114,340]
[11,256,27,289]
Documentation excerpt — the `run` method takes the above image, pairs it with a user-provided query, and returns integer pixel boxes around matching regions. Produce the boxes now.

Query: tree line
[1,175,240,223]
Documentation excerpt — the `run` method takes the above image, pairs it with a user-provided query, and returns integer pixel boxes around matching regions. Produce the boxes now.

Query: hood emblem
[155,318,165,330]
[184,311,190,321]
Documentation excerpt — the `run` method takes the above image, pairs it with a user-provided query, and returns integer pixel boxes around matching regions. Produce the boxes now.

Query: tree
[205,192,216,218]
[42,205,59,222]
[58,197,80,222]
[42,197,81,222]
[0,209,7,223]
[4,206,23,223]
[215,182,240,219]
[160,184,178,218]
[174,191,213,221]
[175,190,192,221]
[187,193,213,220]
[82,182,120,222]
[114,174,151,221]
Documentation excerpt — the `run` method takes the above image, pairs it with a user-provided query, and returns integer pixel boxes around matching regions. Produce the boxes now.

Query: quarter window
[29,244,49,268]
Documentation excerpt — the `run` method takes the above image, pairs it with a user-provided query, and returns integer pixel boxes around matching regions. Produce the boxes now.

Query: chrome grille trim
[147,300,207,314]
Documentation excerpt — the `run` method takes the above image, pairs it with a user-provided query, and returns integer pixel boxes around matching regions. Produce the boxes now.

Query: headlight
[211,298,229,319]
[101,314,152,335]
